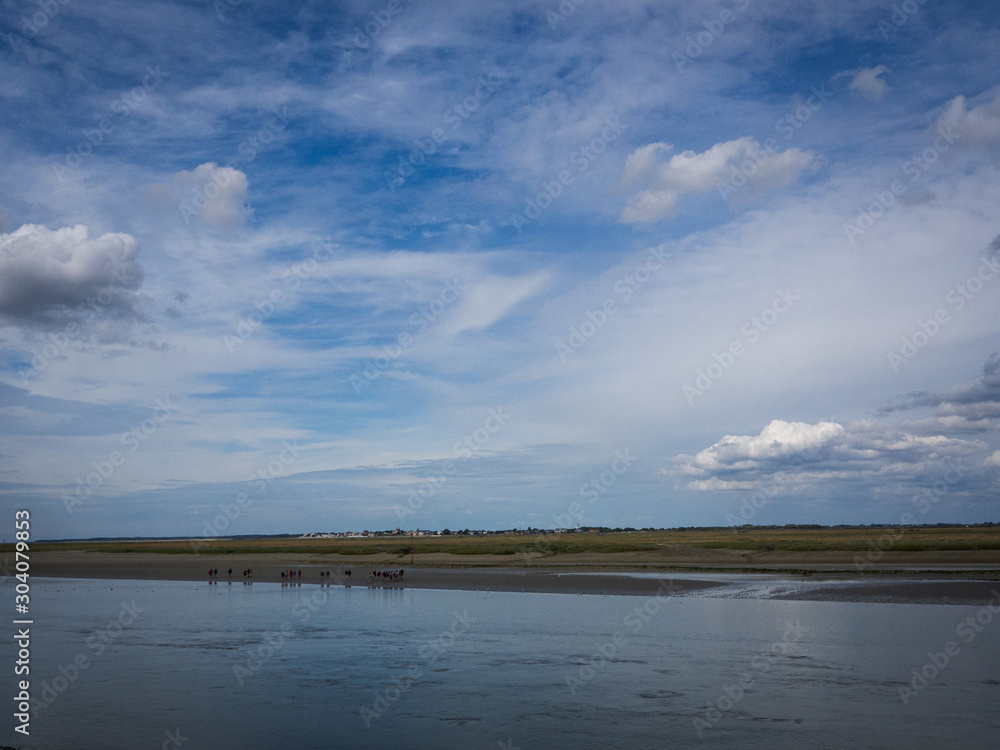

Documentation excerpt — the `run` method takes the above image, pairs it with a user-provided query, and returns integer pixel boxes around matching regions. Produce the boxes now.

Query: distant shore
[22,549,1000,605]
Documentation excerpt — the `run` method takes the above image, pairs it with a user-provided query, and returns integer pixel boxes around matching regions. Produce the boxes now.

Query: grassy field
[33,526,1000,557]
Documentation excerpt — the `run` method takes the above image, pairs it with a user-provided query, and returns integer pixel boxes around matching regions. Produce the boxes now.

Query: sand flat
[20,549,1000,604]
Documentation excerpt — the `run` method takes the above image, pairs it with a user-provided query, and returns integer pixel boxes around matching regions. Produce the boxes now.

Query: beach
[24,548,1000,604]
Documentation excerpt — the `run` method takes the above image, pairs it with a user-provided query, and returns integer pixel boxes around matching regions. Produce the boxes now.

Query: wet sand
[770,579,1000,606]
[21,550,1000,604]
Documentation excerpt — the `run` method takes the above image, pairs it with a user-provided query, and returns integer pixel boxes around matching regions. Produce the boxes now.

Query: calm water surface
[1,577,998,749]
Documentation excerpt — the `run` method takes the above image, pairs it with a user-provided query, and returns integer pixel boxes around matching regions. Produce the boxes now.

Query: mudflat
[22,548,1000,604]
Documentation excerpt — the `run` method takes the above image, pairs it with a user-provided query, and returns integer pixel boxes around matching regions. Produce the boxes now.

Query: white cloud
[840,65,890,101]
[678,420,845,475]
[877,352,1000,434]
[439,271,550,337]
[674,418,987,491]
[0,224,143,328]
[985,450,1000,467]
[935,91,1000,149]
[170,163,250,230]
[619,138,821,223]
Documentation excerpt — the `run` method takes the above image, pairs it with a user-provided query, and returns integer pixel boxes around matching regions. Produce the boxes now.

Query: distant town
[299,526,622,539]
[298,521,999,540]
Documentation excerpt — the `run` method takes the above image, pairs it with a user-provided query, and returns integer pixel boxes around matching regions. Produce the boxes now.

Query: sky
[0,0,998,539]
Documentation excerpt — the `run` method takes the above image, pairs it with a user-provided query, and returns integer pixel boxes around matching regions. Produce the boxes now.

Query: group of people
[206,568,253,585]
[205,566,408,586]
[281,568,353,585]
[369,569,404,584]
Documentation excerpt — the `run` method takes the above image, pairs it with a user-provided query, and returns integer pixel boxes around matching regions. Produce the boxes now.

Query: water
[1,578,998,749]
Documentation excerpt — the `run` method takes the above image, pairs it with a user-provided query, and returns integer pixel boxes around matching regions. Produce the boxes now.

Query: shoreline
[20,551,1000,605]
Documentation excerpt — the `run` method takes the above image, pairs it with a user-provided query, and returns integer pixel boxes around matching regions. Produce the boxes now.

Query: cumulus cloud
[838,65,890,101]
[674,418,987,491]
[678,420,844,476]
[935,91,1000,150]
[169,163,250,229]
[0,224,143,329]
[671,353,1000,497]
[619,138,821,223]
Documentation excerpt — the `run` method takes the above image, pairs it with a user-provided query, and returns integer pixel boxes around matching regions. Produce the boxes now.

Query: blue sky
[1,0,999,539]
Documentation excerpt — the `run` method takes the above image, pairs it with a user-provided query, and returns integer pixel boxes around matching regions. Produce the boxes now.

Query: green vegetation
[32,525,1000,557]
